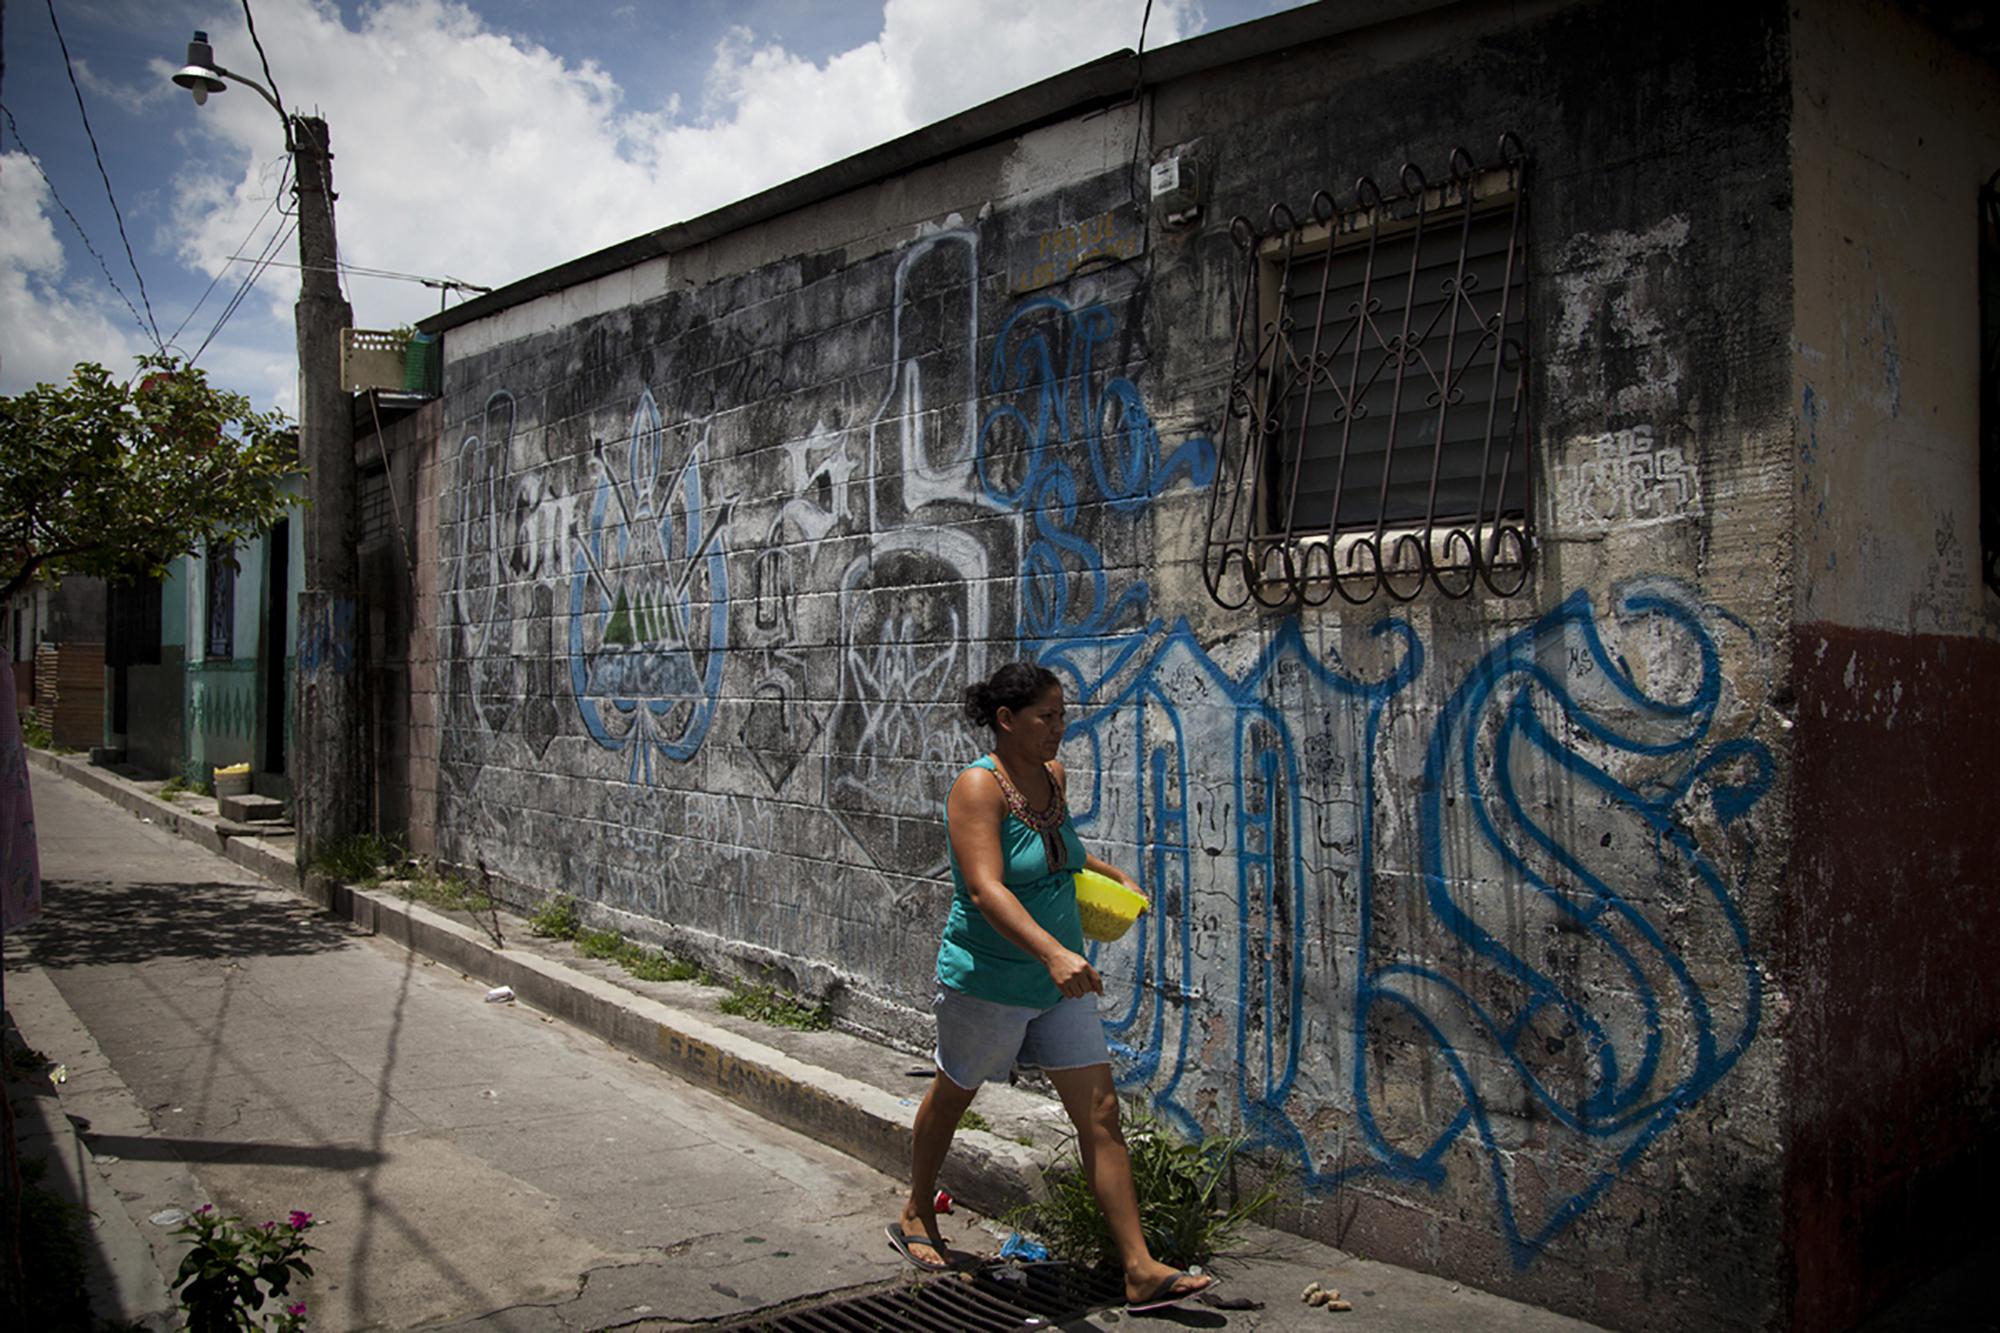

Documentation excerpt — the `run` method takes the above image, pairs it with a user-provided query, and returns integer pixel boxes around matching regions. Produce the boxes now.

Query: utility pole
[289,116,369,864]
[173,38,370,865]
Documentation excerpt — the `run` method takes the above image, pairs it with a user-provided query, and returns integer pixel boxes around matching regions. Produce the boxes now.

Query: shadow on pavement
[76,1133,386,1171]
[20,878,351,968]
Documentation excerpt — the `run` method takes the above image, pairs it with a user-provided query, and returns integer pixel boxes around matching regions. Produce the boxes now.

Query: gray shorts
[933,982,1111,1090]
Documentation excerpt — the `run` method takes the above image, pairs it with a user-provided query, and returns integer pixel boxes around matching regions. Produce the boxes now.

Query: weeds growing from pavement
[158,775,192,800]
[18,716,81,754]
[620,947,702,983]
[719,983,831,1031]
[306,832,402,884]
[396,864,492,914]
[957,1109,991,1134]
[1005,1111,1277,1271]
[171,1205,318,1330]
[527,894,582,940]
[566,921,713,985]
[575,928,625,960]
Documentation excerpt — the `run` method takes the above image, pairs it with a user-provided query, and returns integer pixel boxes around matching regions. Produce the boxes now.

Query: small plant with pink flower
[171,1204,319,1330]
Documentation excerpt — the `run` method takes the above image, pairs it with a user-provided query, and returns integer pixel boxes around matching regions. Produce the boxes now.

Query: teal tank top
[937,756,1087,1009]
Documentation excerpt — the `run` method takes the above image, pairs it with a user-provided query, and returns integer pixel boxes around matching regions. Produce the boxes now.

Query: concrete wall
[363,399,445,855]
[423,2,1806,1325]
[1783,4,2000,1326]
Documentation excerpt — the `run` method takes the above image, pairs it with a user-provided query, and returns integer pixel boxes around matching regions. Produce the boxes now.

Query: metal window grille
[1205,134,1532,607]
[1980,167,1999,596]
[206,541,236,659]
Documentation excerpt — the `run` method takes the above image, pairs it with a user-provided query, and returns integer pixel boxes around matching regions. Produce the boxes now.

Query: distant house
[106,487,302,798]
[6,576,106,749]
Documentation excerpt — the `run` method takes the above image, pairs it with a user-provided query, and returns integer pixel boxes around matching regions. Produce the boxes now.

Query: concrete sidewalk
[18,750,1602,1331]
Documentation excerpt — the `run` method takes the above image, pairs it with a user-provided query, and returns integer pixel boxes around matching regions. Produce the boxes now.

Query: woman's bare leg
[896,1070,980,1269]
[1045,1064,1215,1304]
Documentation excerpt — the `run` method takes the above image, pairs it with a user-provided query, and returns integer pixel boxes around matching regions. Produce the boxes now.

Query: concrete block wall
[363,400,445,853]
[402,2,1998,1326]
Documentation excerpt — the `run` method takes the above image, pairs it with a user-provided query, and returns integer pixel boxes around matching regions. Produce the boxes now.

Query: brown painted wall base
[1782,624,2000,1330]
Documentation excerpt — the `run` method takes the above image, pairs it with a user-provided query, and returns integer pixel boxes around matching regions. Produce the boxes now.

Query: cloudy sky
[1,0,1305,412]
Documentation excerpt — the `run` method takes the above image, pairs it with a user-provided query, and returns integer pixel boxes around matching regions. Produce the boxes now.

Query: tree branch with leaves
[0,356,301,600]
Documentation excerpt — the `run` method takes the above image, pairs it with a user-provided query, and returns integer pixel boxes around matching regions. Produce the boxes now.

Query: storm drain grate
[709,1262,1127,1331]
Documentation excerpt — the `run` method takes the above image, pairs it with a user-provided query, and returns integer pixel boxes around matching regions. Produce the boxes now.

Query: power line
[0,102,155,345]
[240,0,288,124]
[217,249,492,295]
[166,156,292,355]
[1127,0,1155,204]
[44,0,163,351]
[190,216,295,368]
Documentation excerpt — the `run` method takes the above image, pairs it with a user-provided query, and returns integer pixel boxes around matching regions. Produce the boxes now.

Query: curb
[27,751,1045,1218]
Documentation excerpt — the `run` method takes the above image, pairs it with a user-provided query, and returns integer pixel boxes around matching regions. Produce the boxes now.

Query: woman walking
[885,662,1216,1313]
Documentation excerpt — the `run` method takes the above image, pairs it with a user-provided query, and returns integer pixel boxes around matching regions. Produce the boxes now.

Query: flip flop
[885,1223,954,1272]
[1127,1270,1218,1313]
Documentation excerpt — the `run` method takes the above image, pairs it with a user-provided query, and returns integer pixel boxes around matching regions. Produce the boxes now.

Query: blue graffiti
[1067,619,1419,1150]
[569,389,731,782]
[1046,576,1768,1265]
[977,295,1215,642]
[297,597,357,677]
[1341,579,1772,1265]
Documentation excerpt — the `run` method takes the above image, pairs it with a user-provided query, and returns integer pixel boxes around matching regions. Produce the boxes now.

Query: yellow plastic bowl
[1074,869,1148,943]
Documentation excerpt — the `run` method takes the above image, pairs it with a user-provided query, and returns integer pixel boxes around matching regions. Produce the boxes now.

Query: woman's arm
[948,767,1101,997]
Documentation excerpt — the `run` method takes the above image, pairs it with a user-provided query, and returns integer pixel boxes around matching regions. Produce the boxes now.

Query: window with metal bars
[1205,135,1531,607]
[206,541,236,660]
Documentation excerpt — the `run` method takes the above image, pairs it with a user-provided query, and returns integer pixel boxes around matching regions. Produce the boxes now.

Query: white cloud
[0,0,1212,411]
[0,152,152,393]
[171,0,1200,337]
[73,57,179,117]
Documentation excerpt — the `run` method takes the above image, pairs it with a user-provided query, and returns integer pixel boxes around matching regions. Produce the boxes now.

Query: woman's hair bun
[963,661,1059,729]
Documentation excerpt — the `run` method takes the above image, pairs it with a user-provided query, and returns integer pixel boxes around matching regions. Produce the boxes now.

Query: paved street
[10,774,919,1330]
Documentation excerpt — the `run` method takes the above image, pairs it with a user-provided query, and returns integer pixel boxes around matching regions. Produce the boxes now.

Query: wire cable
[190,216,294,368]
[165,155,292,354]
[0,102,154,345]
[240,0,288,123]
[1127,0,1155,204]
[216,250,491,294]
[44,0,164,351]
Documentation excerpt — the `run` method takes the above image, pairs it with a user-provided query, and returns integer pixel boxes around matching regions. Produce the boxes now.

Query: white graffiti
[1552,425,1702,531]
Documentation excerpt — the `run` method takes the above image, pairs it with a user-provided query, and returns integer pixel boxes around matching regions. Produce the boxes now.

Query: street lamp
[172,30,368,867]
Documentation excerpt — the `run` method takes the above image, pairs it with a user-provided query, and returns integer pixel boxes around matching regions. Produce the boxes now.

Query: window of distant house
[206,541,236,659]
[1204,136,1532,608]
[1981,168,1999,597]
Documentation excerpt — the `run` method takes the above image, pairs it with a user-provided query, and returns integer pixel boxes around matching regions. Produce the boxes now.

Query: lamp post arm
[209,63,288,130]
